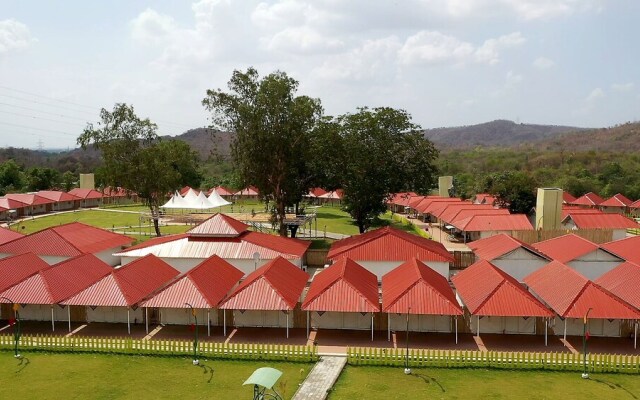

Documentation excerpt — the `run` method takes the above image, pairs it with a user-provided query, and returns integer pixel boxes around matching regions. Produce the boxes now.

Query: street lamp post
[582,308,593,379]
[1,297,21,357]
[404,306,411,375]
[185,303,199,365]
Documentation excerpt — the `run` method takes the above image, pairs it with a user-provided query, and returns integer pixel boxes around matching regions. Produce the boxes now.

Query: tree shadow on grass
[412,373,445,393]
[196,362,214,383]
[588,377,637,399]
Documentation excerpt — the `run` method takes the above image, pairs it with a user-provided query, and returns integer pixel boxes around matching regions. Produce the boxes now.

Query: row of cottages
[0,214,639,345]
[569,191,640,215]
[0,187,134,219]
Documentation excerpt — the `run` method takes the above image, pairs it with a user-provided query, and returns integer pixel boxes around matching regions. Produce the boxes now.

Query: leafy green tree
[202,68,322,236]
[481,171,537,214]
[26,167,61,191]
[329,107,439,233]
[61,171,76,192]
[78,103,201,236]
[0,160,24,194]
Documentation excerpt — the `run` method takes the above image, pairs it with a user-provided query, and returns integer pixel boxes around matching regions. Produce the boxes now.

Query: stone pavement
[292,355,347,400]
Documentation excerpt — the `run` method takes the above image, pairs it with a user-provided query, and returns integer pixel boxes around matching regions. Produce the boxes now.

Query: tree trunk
[149,204,162,237]
[277,199,288,237]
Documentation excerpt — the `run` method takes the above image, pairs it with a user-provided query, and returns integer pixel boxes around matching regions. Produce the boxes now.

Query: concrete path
[292,356,347,400]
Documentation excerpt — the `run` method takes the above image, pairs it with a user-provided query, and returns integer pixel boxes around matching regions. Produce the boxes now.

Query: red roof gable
[452,260,552,317]
[601,236,640,265]
[454,214,533,232]
[631,200,640,209]
[0,197,28,210]
[0,254,112,304]
[382,258,462,315]
[524,261,640,319]
[407,195,427,209]
[208,186,234,196]
[36,191,81,202]
[450,208,509,225]
[439,204,497,225]
[328,226,453,262]
[599,193,633,207]
[561,207,602,220]
[596,262,640,311]
[63,254,179,307]
[570,192,604,206]
[387,192,418,206]
[0,253,50,292]
[141,255,243,308]
[235,186,259,196]
[469,233,549,262]
[532,234,600,263]
[562,192,576,204]
[0,227,23,245]
[219,256,308,310]
[563,213,639,229]
[101,186,130,197]
[302,257,379,313]
[5,193,55,206]
[473,193,496,205]
[68,188,104,200]
[308,187,329,198]
[413,197,462,214]
[187,213,249,237]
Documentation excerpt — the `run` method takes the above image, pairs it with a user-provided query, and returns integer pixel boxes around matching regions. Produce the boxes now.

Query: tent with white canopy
[207,190,231,207]
[161,191,190,209]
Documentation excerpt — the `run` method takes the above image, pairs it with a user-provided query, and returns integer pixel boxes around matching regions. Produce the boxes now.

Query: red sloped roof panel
[599,193,633,207]
[532,234,599,263]
[5,193,55,206]
[0,197,28,210]
[1,274,53,304]
[563,192,576,203]
[0,229,82,257]
[595,262,640,310]
[631,200,640,209]
[0,227,24,245]
[456,214,533,232]
[243,231,310,257]
[328,226,453,262]
[36,191,81,202]
[63,274,129,307]
[452,260,552,317]
[68,188,104,199]
[302,257,379,312]
[382,258,462,315]
[570,192,604,206]
[219,256,307,310]
[142,255,243,308]
[565,213,639,229]
[0,253,50,292]
[601,236,640,264]
[187,213,249,237]
[469,233,549,262]
[50,223,134,254]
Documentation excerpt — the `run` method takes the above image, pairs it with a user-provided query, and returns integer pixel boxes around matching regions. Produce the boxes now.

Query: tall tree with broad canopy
[329,107,439,233]
[478,171,537,214]
[202,68,323,236]
[78,103,201,236]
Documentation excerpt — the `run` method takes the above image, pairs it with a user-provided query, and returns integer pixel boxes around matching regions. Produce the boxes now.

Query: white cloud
[533,56,555,69]
[130,9,176,46]
[611,82,634,92]
[266,26,344,54]
[475,32,525,65]
[500,0,603,20]
[398,31,474,66]
[0,19,35,54]
[586,87,605,102]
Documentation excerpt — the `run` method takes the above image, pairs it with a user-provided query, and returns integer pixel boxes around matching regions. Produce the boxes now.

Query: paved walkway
[292,355,347,400]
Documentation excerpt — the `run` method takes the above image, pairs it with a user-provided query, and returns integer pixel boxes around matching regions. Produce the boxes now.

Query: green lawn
[0,352,309,400]
[12,210,144,235]
[329,366,640,399]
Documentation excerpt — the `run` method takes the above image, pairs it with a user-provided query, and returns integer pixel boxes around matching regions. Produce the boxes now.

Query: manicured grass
[0,352,310,400]
[329,366,640,399]
[12,210,144,234]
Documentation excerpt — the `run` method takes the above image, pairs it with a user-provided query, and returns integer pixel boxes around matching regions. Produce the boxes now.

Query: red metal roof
[562,192,577,204]
[68,188,104,199]
[469,233,549,262]
[302,257,379,313]
[386,192,418,206]
[531,234,599,263]
[524,261,640,319]
[0,227,23,245]
[382,258,462,315]
[208,186,234,196]
[450,208,509,225]
[454,214,533,232]
[36,191,81,202]
[5,193,55,206]
[219,257,308,310]
[141,255,243,308]
[101,186,130,197]
[0,253,50,292]
[473,193,496,205]
[439,204,497,225]
[601,236,640,264]
[570,192,604,206]
[429,201,475,219]
[413,197,462,214]
[561,207,602,220]
[0,222,134,257]
[0,254,112,305]
[599,193,633,208]
[179,186,199,196]
[0,197,28,210]
[63,254,179,307]
[563,213,639,229]
[307,187,329,198]
[328,226,453,262]
[631,200,640,209]
[407,195,426,209]
[596,262,640,311]
[235,186,259,196]
[452,260,552,317]
[187,213,249,237]
[319,189,343,199]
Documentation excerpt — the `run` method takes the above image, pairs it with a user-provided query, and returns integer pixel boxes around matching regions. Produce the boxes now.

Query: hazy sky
[1,0,639,149]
